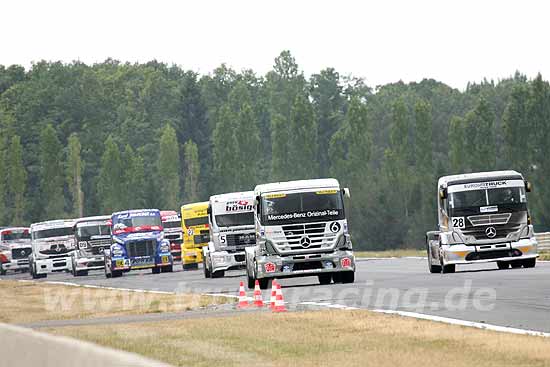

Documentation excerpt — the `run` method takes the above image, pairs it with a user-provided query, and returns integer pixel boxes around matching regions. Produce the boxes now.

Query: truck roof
[255,178,340,194]
[210,191,255,203]
[1,227,29,233]
[30,219,76,231]
[181,202,209,211]
[74,215,111,226]
[438,170,524,188]
[112,209,160,216]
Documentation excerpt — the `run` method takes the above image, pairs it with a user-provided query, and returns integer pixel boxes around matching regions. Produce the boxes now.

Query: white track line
[373,309,550,337]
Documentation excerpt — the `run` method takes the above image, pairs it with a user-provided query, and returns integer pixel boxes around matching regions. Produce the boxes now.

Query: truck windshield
[32,227,73,240]
[261,190,345,225]
[1,231,30,241]
[163,220,182,229]
[76,224,111,240]
[450,187,526,212]
[115,216,162,228]
[215,212,254,227]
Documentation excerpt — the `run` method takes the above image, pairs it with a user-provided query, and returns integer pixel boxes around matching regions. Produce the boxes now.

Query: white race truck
[246,179,355,289]
[0,227,32,275]
[71,216,112,276]
[203,191,256,278]
[427,170,538,273]
[29,219,76,279]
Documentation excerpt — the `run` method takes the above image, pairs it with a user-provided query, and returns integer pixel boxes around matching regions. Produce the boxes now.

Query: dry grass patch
[539,251,550,261]
[355,249,425,258]
[48,310,550,367]
[0,280,229,324]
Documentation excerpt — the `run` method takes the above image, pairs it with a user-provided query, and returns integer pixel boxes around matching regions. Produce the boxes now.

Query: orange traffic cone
[270,279,278,309]
[253,280,264,307]
[237,281,249,309]
[273,283,287,312]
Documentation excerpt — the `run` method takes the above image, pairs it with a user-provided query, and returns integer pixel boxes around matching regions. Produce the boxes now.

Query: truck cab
[427,170,538,273]
[203,192,256,278]
[104,209,173,278]
[29,219,76,279]
[160,210,183,265]
[246,178,355,289]
[0,227,32,275]
[181,202,210,270]
[71,216,111,276]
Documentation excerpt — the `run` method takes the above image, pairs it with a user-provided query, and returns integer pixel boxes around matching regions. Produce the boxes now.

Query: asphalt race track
[4,258,550,333]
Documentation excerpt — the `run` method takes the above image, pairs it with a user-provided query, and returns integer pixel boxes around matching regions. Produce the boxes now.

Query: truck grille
[89,239,111,247]
[226,233,256,248]
[273,222,338,253]
[165,233,182,241]
[468,213,512,226]
[12,248,32,260]
[39,244,73,256]
[127,240,156,258]
[462,225,522,240]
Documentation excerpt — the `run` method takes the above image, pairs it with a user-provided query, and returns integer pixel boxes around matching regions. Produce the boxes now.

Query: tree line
[0,51,549,250]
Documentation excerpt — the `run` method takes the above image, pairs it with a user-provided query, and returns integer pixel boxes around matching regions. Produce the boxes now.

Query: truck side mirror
[207,206,211,215]
[342,188,351,198]
[439,188,447,199]
[255,195,260,206]
[525,181,532,192]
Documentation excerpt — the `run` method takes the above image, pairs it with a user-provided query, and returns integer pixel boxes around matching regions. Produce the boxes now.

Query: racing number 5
[220,235,226,244]
[451,217,465,229]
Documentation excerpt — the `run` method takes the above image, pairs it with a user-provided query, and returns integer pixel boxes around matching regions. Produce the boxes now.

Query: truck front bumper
[183,247,204,265]
[74,254,105,271]
[211,250,246,272]
[1,259,30,272]
[35,256,71,274]
[255,250,355,279]
[442,238,538,265]
[111,254,173,271]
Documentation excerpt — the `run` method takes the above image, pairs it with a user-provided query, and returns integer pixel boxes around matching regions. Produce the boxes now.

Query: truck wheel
[522,258,536,268]
[510,261,522,269]
[152,266,161,274]
[183,263,199,270]
[341,271,355,284]
[0,264,6,276]
[258,277,270,290]
[112,270,123,278]
[247,274,255,289]
[442,264,455,274]
[427,245,441,273]
[161,265,173,273]
[74,270,88,277]
[203,258,211,278]
[211,270,225,278]
[318,274,332,285]
[497,261,509,270]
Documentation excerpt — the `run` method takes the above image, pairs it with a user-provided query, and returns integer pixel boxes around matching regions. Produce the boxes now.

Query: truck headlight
[337,234,352,250]
[78,241,88,249]
[111,245,124,257]
[159,241,170,253]
[520,225,533,239]
[265,240,278,255]
[157,232,165,241]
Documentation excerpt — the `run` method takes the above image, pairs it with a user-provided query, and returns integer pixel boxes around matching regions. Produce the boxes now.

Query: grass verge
[539,251,550,261]
[47,310,550,367]
[0,280,229,324]
[355,249,425,258]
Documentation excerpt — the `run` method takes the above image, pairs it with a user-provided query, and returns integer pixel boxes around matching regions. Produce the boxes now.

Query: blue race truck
[104,209,173,278]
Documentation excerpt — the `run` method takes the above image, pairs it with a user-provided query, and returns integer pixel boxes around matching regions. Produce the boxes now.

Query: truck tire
[0,264,6,276]
[341,271,355,284]
[427,245,441,273]
[318,274,332,285]
[152,266,161,274]
[497,261,509,270]
[510,261,522,269]
[112,269,123,278]
[522,258,536,268]
[161,265,173,273]
[183,263,199,270]
[247,273,255,289]
[258,277,270,290]
[211,270,225,278]
[203,257,211,278]
[332,273,342,283]
[74,270,88,277]
[442,264,455,274]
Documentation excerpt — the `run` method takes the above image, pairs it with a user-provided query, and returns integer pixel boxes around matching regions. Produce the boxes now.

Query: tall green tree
[7,136,27,225]
[39,124,64,219]
[465,97,496,171]
[0,134,6,225]
[212,105,239,193]
[288,94,318,179]
[121,144,146,209]
[235,103,260,190]
[97,136,124,214]
[66,133,84,217]
[503,84,530,172]
[157,124,180,209]
[448,116,466,173]
[183,139,200,203]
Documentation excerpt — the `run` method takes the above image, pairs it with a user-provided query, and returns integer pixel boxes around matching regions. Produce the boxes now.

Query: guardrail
[536,232,550,250]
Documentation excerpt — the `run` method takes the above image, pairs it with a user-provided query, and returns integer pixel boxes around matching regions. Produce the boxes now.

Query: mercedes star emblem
[485,227,497,239]
[300,236,312,248]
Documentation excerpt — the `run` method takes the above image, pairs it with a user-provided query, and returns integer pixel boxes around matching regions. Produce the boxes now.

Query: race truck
[181,202,210,270]
[160,210,183,265]
[426,170,538,273]
[104,209,173,278]
[203,192,256,278]
[70,216,111,276]
[246,178,355,289]
[29,219,76,279]
[0,227,32,275]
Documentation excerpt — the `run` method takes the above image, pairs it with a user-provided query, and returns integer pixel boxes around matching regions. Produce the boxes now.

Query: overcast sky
[2,0,549,89]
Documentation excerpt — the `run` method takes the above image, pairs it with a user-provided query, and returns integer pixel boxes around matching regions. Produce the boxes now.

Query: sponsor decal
[265,193,286,199]
[480,206,499,213]
[267,210,340,221]
[316,189,338,195]
[225,200,253,212]
[341,258,352,268]
[464,181,508,189]
[264,262,276,273]
[162,215,180,222]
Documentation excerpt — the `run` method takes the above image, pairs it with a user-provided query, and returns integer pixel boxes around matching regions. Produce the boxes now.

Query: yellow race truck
[181,202,210,270]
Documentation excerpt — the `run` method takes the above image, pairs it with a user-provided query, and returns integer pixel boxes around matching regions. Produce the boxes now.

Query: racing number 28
[451,217,465,229]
